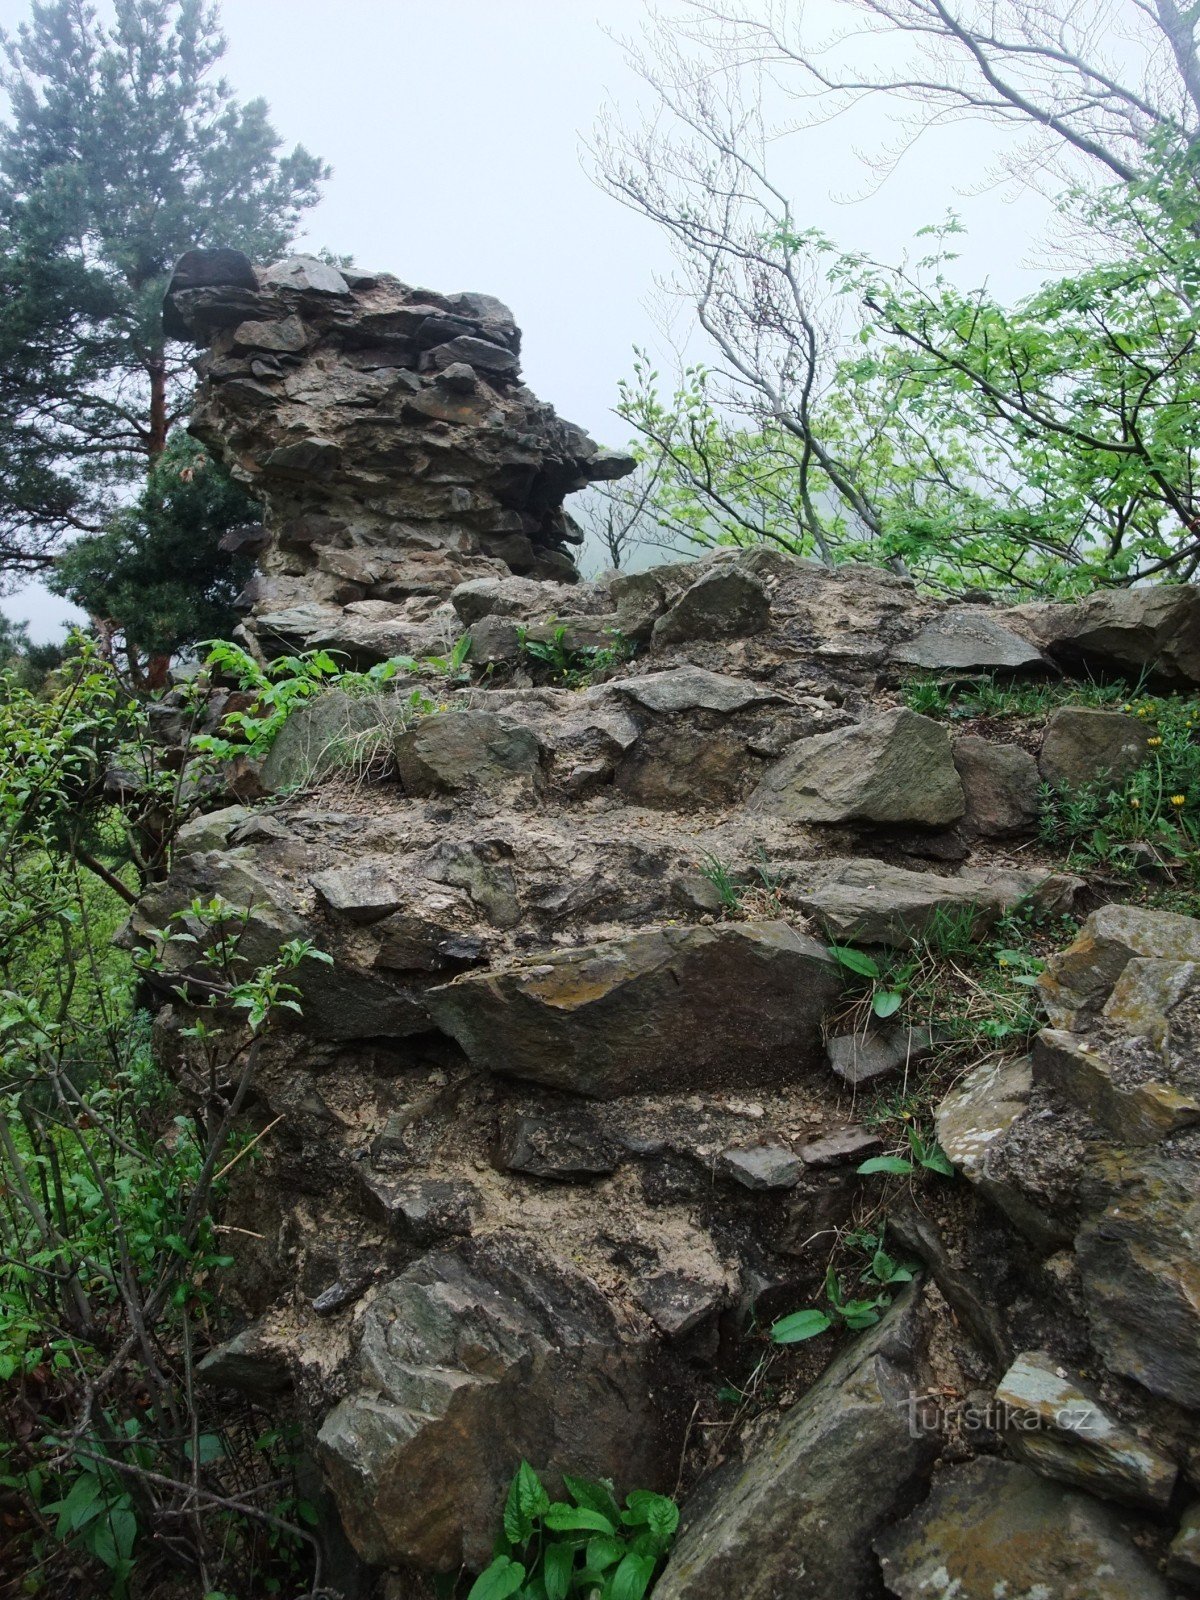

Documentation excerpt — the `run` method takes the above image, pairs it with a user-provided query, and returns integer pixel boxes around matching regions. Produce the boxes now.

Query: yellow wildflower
[1171,794,1187,807]
[1147,736,1163,746]
[1130,797,1141,809]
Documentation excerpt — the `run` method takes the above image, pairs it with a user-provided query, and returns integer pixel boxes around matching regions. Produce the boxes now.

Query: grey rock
[611,666,780,715]
[464,614,522,664]
[751,708,964,826]
[1076,1149,1200,1409]
[317,1236,672,1571]
[1039,707,1147,790]
[1039,902,1200,1027]
[633,1270,727,1340]
[196,1322,291,1398]
[874,1456,1170,1599]
[1008,583,1200,686]
[952,736,1041,838]
[995,1349,1177,1510]
[358,1175,479,1244]
[422,334,520,375]
[718,1144,802,1190]
[1033,1026,1200,1143]
[311,862,404,924]
[797,857,1065,946]
[427,921,841,1098]
[799,1126,884,1167]
[260,689,387,792]
[174,804,251,855]
[827,1023,932,1086]
[1101,956,1199,1049]
[492,1110,619,1181]
[893,607,1047,672]
[652,566,770,647]
[1169,1503,1200,1589]
[232,313,308,353]
[653,1288,939,1600]
[263,254,350,295]
[394,711,543,794]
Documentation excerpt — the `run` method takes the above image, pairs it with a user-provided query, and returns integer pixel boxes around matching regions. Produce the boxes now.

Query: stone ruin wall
[147,251,1200,1600]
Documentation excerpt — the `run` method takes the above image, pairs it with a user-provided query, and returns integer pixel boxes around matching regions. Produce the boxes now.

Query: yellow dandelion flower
[1147,736,1163,746]
[1123,703,1132,711]
[1130,797,1141,809]
[1171,794,1187,807]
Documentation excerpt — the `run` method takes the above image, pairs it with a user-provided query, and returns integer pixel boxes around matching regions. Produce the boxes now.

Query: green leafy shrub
[465,1462,679,1600]
[770,1231,917,1347]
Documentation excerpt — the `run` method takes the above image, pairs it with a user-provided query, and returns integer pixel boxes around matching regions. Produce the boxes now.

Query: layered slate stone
[751,708,964,826]
[874,1456,1169,1600]
[426,922,841,1097]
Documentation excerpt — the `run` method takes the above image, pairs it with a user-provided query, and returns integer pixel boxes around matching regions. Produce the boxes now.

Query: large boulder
[874,1456,1170,1599]
[651,566,770,646]
[426,921,841,1097]
[317,1236,675,1572]
[750,708,964,826]
[1033,1026,1200,1143]
[260,689,389,792]
[394,710,544,795]
[652,1289,939,1600]
[1007,584,1200,686]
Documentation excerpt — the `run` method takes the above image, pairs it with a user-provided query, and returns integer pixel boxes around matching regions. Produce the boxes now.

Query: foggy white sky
[1,0,1063,638]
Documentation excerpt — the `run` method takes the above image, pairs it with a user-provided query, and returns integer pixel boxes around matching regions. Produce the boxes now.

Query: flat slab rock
[653,1288,939,1600]
[874,1455,1170,1599]
[995,1350,1177,1510]
[426,920,841,1098]
[891,606,1048,672]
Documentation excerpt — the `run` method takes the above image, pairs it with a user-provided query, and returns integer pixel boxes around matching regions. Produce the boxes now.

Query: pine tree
[0,0,328,576]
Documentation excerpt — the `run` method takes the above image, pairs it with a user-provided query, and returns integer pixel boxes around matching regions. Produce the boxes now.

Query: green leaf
[827,944,881,979]
[503,1461,549,1546]
[856,1156,916,1175]
[563,1474,623,1527]
[609,1551,656,1600]
[769,1308,833,1344]
[544,1503,617,1535]
[467,1556,527,1600]
[543,1539,575,1600]
[624,1490,679,1548]
[872,989,903,1018]
[920,1143,956,1176]
[586,1535,626,1572]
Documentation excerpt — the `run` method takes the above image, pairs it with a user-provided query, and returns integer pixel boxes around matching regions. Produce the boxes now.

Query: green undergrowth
[456,1463,679,1600]
[515,624,633,688]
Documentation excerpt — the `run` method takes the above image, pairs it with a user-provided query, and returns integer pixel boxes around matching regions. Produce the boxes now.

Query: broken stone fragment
[797,856,1068,946]
[651,566,771,647]
[1038,902,1200,1028]
[491,1109,619,1181]
[393,710,544,795]
[994,1350,1177,1510]
[1169,1503,1200,1590]
[310,862,404,924]
[262,254,350,295]
[1039,706,1147,790]
[718,1144,802,1190]
[231,313,308,353]
[610,665,782,716]
[652,1288,939,1600]
[633,1270,728,1341]
[751,708,964,827]
[1101,957,1199,1049]
[891,607,1048,672]
[798,1126,883,1167]
[196,1321,292,1399]
[1076,1149,1200,1410]
[826,1023,932,1087]
[998,1350,1177,1510]
[874,1455,1169,1599]
[952,735,1041,838]
[1033,1026,1200,1143]
[358,1174,480,1244]
[426,921,841,1098]
[317,1235,674,1572]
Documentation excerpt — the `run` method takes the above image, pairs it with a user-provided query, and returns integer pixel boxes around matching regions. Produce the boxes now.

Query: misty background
[0,0,1061,638]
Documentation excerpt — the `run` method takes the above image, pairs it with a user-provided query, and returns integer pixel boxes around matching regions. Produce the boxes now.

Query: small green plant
[857,1125,955,1178]
[466,1462,679,1600]
[770,1234,917,1346]
[826,943,910,1019]
[517,624,632,687]
[698,852,743,913]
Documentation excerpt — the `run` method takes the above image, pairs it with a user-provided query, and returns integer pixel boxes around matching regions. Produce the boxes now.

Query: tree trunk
[147,349,169,459]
